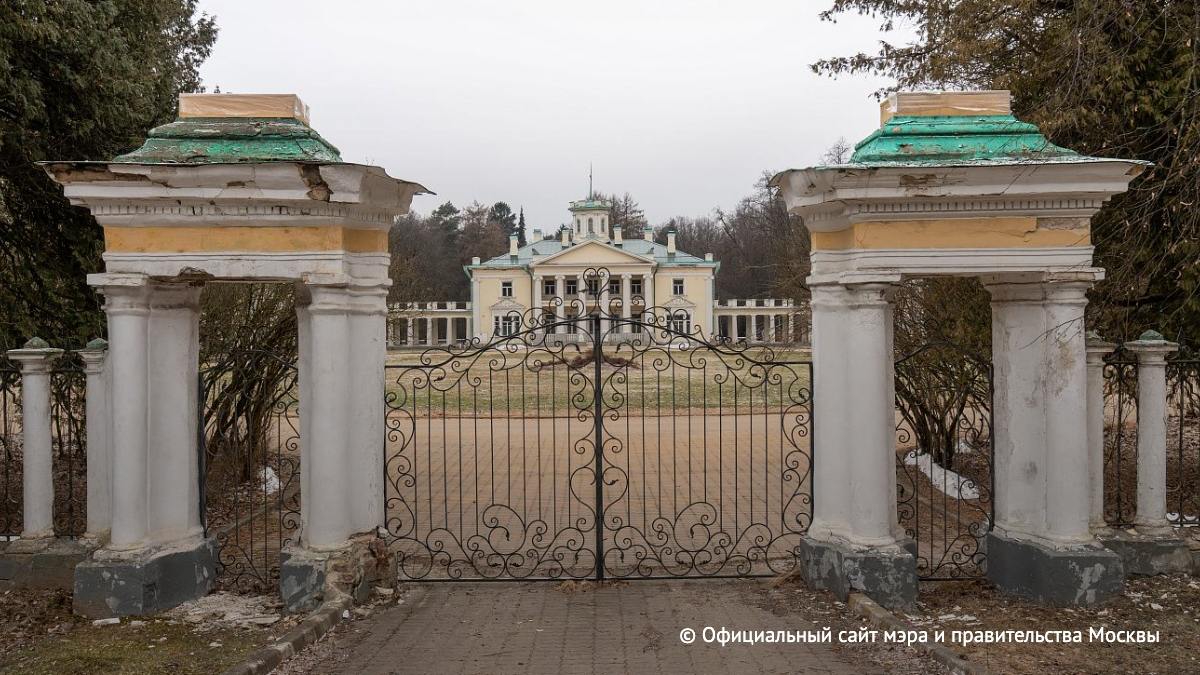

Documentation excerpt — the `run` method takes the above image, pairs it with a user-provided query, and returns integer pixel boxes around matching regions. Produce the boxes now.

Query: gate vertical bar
[593,313,605,580]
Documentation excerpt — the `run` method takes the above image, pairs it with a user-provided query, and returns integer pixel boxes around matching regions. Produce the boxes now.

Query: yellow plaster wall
[104,226,388,254]
[809,217,1090,251]
[477,273,532,332]
[654,271,712,337]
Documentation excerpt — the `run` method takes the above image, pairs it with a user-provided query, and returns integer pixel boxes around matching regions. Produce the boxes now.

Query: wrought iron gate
[199,349,301,592]
[383,268,813,580]
[894,341,994,580]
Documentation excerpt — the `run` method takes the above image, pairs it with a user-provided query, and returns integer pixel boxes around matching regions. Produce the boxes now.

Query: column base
[986,532,1123,606]
[73,537,216,618]
[1098,530,1192,576]
[796,535,918,611]
[0,538,93,591]
[280,534,394,613]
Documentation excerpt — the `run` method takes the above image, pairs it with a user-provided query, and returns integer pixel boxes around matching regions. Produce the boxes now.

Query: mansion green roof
[469,236,717,270]
[113,117,343,164]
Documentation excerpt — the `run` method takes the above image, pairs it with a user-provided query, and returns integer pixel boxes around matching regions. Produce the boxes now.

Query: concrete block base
[73,537,216,618]
[281,535,393,614]
[986,532,1124,606]
[1099,531,1192,576]
[796,536,918,611]
[0,538,91,590]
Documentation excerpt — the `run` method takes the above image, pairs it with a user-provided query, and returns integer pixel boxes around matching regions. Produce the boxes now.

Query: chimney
[667,227,676,255]
[561,227,569,248]
[533,228,543,241]
[644,228,652,242]
[471,256,481,265]
[509,233,519,257]
[704,253,713,261]
[613,225,623,244]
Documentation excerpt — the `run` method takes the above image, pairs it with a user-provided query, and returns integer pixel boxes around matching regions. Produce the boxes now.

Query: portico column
[1085,333,1115,533]
[985,277,1123,604]
[302,283,354,548]
[79,339,112,543]
[346,283,388,531]
[576,275,587,336]
[146,282,204,543]
[767,314,776,343]
[750,315,758,343]
[799,280,914,610]
[532,275,543,334]
[554,275,566,335]
[98,279,151,549]
[620,273,632,335]
[7,339,63,542]
[1126,332,1178,532]
[447,316,457,344]
[405,317,414,346]
[600,278,611,339]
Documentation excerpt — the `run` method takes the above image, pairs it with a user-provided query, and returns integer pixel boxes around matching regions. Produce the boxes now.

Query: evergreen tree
[0,0,218,349]
[516,207,527,247]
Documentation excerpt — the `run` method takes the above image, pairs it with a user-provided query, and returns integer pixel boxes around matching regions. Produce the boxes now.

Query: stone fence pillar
[1099,330,1192,574]
[6,338,63,545]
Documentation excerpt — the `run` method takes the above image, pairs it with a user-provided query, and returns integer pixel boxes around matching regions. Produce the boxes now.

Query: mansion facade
[387,197,806,347]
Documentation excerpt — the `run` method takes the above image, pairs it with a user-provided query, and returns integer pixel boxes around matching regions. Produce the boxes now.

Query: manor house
[387,196,803,346]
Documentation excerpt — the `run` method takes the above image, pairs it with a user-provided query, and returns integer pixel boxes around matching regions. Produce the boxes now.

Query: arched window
[588,217,594,233]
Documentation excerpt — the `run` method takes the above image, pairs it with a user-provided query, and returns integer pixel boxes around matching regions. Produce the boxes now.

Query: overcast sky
[195,1,910,229]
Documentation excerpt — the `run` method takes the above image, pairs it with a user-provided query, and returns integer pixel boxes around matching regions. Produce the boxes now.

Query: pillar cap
[7,337,64,364]
[1126,329,1178,355]
[84,338,109,350]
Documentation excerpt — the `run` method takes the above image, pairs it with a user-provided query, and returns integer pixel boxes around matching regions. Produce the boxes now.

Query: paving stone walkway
[283,581,890,675]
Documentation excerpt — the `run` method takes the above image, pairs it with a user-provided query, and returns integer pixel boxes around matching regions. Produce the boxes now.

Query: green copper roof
[469,236,717,270]
[569,198,612,211]
[849,114,1080,166]
[113,117,342,164]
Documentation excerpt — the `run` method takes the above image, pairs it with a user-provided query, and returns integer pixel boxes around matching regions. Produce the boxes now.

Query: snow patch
[903,450,980,500]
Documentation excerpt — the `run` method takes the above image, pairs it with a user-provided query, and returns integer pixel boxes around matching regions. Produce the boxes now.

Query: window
[631,278,643,295]
[565,279,578,295]
[672,278,684,295]
[492,315,519,337]
[587,217,594,233]
[608,280,621,295]
[543,279,557,297]
[670,311,691,335]
[586,279,599,296]
[500,281,513,298]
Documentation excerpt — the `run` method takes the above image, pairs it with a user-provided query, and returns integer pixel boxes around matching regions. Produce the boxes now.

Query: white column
[447,316,457,344]
[405,317,414,346]
[96,278,151,550]
[554,275,566,335]
[576,275,587,337]
[346,283,388,532]
[620,273,632,335]
[79,340,112,542]
[750,315,758,343]
[1126,331,1178,532]
[146,282,203,543]
[302,284,353,549]
[988,279,1094,544]
[1085,333,1115,532]
[295,286,313,543]
[532,275,543,333]
[599,277,611,339]
[7,339,63,542]
[767,314,777,343]
[808,281,901,546]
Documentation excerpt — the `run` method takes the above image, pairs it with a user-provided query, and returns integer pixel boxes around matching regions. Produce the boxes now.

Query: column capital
[620,273,631,279]
[1125,330,1179,363]
[554,274,565,280]
[7,338,64,372]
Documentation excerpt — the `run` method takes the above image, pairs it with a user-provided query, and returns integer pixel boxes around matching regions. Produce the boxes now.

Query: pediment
[490,298,526,312]
[662,296,696,310]
[532,240,654,267]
